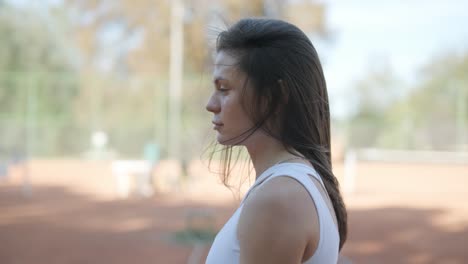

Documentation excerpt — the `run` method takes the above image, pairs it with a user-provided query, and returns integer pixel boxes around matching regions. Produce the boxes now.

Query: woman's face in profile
[206,51,254,145]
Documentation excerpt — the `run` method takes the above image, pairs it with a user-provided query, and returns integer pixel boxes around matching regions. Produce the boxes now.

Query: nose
[206,93,220,113]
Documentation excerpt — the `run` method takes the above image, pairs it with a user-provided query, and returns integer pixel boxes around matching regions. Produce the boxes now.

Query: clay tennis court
[1,159,467,263]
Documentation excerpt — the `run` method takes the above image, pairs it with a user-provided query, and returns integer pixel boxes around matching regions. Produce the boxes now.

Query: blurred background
[0,0,467,263]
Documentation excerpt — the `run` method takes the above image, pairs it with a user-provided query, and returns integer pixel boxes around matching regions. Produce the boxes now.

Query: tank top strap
[264,163,329,212]
[262,163,339,248]
[241,163,278,203]
[269,163,325,187]
[242,163,327,208]
[236,163,339,264]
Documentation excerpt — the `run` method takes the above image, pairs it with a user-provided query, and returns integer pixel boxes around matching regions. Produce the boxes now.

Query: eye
[218,86,229,92]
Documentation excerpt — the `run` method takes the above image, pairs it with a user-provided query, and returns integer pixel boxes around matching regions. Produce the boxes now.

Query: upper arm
[237,176,319,264]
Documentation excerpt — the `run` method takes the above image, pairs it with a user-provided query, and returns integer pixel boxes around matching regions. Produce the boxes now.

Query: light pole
[168,0,184,160]
[456,81,467,151]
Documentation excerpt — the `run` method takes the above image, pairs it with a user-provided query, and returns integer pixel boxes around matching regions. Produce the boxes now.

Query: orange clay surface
[1,159,467,264]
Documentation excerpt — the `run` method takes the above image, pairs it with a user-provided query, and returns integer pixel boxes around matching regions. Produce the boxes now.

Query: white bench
[111,160,153,198]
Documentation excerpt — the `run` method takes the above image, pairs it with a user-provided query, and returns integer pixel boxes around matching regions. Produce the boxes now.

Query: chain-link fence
[1,72,466,163]
[0,72,213,161]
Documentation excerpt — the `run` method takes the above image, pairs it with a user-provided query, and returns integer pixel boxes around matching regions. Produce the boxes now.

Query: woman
[205,18,347,264]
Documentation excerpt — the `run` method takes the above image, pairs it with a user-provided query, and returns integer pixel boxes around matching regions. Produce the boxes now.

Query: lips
[212,121,223,130]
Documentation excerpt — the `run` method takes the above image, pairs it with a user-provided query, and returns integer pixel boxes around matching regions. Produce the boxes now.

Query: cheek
[229,106,253,128]
[223,96,242,117]
[220,91,254,125]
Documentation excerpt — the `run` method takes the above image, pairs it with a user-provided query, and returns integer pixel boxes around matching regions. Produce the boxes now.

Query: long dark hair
[214,18,347,250]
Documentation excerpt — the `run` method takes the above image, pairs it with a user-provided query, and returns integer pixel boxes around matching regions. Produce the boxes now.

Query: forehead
[213,51,241,79]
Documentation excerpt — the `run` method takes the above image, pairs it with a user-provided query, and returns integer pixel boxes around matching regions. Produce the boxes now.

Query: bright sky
[321,0,468,118]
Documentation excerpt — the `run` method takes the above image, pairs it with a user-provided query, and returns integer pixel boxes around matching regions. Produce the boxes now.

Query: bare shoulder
[237,176,319,264]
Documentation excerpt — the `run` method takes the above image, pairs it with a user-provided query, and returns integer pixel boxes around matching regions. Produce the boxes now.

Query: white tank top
[205,162,340,264]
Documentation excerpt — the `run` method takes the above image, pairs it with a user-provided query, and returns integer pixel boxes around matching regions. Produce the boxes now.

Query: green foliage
[0,6,76,72]
[379,53,468,150]
[0,5,80,156]
[0,1,331,158]
[347,64,403,148]
[348,52,468,151]
[172,228,217,245]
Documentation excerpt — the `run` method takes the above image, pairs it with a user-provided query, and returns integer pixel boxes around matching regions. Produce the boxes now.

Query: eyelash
[218,86,229,92]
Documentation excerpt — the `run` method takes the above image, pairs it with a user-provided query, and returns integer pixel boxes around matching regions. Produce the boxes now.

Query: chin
[216,135,231,145]
[216,134,246,146]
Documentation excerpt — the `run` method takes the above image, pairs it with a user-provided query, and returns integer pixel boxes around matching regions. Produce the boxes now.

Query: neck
[244,133,300,179]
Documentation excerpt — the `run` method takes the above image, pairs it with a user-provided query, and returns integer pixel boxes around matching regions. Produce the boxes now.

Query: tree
[379,52,468,150]
[62,0,273,75]
[347,52,468,151]
[0,4,79,156]
[16,0,329,158]
[346,62,404,148]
